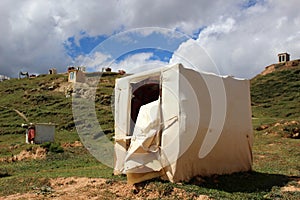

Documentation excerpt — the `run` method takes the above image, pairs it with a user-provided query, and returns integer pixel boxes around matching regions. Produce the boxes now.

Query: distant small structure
[118,69,126,75]
[105,67,112,72]
[23,123,55,144]
[77,66,86,72]
[278,52,290,63]
[19,71,29,79]
[67,66,86,83]
[102,67,112,72]
[49,68,57,74]
[0,75,10,81]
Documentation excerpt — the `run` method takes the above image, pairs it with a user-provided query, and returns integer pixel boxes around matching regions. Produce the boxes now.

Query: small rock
[292,132,300,139]
[256,125,269,131]
[274,122,281,127]
[197,195,211,200]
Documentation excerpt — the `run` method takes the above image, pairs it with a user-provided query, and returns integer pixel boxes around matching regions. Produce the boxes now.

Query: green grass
[0,73,123,196]
[0,147,116,196]
[0,69,300,199]
[0,74,74,134]
[251,66,300,119]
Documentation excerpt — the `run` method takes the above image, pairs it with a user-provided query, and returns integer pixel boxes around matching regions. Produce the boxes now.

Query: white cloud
[0,0,299,78]
[119,0,238,35]
[0,0,123,77]
[169,39,219,74]
[74,51,167,74]
[197,18,236,44]
[169,18,237,75]
[110,52,167,73]
[74,52,112,71]
[171,1,300,78]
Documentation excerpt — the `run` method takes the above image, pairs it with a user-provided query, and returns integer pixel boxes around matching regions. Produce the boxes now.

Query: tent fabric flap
[125,100,163,184]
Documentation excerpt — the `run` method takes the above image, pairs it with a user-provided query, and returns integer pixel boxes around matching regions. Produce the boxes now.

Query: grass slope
[251,65,300,119]
[0,70,299,199]
[0,74,74,135]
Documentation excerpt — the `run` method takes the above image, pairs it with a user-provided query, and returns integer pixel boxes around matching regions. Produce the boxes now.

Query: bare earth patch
[281,179,300,192]
[0,146,46,163]
[53,79,72,93]
[62,141,83,148]
[2,177,212,200]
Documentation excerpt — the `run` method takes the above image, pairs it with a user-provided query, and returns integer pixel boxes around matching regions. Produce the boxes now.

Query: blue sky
[63,0,260,73]
[64,26,207,71]
[241,0,259,9]
[69,28,190,73]
[115,48,173,63]
[64,34,108,59]
[0,0,299,78]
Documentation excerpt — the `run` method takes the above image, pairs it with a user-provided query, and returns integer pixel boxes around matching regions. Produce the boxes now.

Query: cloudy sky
[0,0,299,78]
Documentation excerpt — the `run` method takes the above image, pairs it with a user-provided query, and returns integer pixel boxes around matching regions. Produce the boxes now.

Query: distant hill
[251,64,300,119]
[260,59,300,76]
[0,65,299,136]
[0,74,73,135]
[0,73,119,135]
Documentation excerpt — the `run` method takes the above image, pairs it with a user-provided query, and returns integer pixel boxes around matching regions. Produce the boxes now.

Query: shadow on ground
[189,171,297,193]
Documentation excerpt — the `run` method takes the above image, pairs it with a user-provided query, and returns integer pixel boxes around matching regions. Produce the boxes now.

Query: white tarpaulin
[114,63,253,184]
[125,100,162,172]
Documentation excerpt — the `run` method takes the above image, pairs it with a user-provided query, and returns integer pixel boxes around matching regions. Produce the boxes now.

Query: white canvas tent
[114,63,253,184]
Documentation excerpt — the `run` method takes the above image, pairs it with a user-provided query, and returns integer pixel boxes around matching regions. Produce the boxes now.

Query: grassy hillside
[0,73,119,136]
[251,65,300,119]
[0,73,122,196]
[0,70,299,199]
[0,74,73,135]
[1,66,298,136]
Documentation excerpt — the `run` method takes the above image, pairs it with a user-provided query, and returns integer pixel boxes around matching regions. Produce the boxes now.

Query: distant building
[118,69,126,75]
[278,52,290,63]
[77,66,86,72]
[67,66,86,83]
[49,68,57,74]
[0,75,10,81]
[261,53,299,75]
[105,67,112,72]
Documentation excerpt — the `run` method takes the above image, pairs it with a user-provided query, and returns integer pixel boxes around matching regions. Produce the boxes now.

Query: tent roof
[116,63,248,85]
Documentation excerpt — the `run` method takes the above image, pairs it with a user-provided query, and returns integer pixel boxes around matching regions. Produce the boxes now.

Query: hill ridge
[260,58,300,76]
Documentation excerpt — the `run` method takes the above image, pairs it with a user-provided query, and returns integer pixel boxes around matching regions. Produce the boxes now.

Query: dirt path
[2,177,212,200]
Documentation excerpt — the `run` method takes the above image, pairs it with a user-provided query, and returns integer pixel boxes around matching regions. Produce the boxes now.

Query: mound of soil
[0,146,46,163]
[281,179,300,192]
[62,141,83,148]
[256,120,300,138]
[3,177,212,200]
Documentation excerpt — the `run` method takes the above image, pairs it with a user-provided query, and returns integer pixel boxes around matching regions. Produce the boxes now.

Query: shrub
[40,142,64,153]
